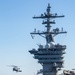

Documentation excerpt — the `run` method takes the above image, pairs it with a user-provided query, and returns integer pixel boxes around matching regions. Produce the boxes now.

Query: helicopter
[8,65,22,72]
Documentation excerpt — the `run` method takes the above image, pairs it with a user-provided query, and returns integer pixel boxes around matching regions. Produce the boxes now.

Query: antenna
[29,3,67,75]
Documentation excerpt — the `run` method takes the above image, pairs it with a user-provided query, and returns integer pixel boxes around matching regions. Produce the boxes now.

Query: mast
[29,3,67,75]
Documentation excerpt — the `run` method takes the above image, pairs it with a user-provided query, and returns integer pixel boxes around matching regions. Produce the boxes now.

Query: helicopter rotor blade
[7,65,17,67]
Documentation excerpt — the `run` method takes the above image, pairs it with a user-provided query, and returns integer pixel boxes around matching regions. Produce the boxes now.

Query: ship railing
[38,44,66,50]
[38,59,64,63]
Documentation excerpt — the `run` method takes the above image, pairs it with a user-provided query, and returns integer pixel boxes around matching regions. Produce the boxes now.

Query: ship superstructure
[29,4,67,75]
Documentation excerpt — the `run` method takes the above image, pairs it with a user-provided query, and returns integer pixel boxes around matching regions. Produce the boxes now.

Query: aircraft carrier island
[29,4,75,75]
